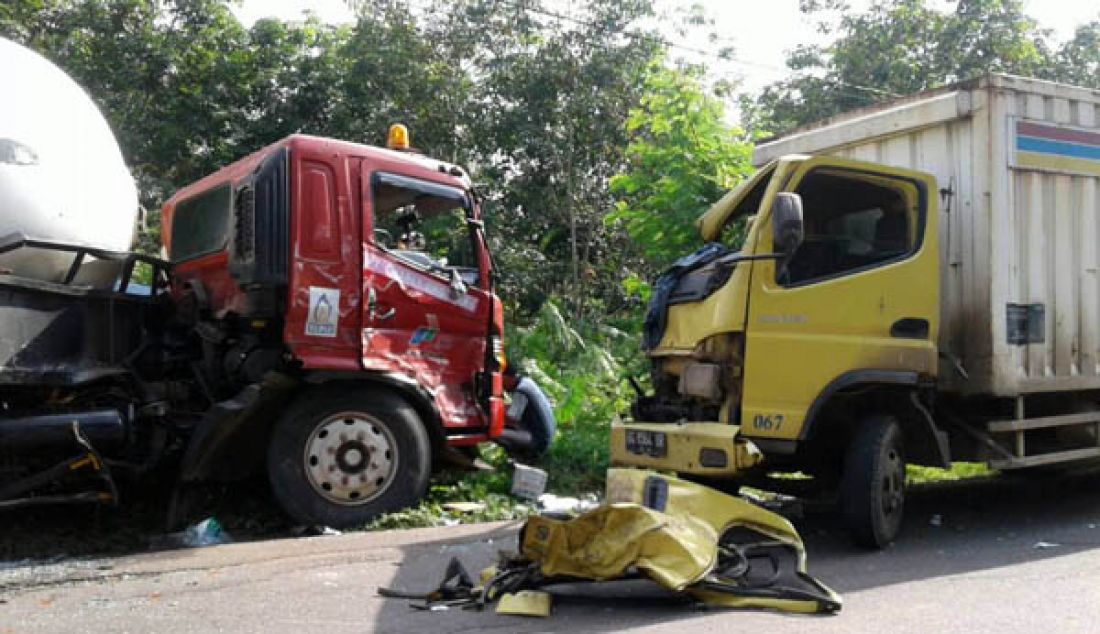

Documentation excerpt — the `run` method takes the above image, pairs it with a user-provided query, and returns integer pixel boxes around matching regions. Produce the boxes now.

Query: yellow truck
[611,74,1100,547]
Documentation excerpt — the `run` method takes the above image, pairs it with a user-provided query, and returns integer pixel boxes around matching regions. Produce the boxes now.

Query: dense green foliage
[2,0,1095,517]
[747,0,1100,133]
[609,64,754,276]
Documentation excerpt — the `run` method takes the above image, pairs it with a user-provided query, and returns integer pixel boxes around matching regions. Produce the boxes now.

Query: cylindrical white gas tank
[0,37,138,286]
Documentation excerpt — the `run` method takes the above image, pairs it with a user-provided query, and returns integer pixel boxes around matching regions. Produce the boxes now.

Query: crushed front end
[611,242,761,477]
[610,164,781,479]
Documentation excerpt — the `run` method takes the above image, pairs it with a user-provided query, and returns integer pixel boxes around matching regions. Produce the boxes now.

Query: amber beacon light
[386,123,410,150]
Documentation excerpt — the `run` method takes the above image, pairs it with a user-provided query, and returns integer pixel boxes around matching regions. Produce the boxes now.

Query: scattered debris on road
[537,493,599,514]
[290,525,343,537]
[495,590,552,617]
[381,468,841,617]
[510,463,548,500]
[162,517,230,548]
[442,502,489,514]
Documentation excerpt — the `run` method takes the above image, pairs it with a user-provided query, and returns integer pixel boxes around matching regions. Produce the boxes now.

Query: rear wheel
[267,388,431,528]
[841,415,906,548]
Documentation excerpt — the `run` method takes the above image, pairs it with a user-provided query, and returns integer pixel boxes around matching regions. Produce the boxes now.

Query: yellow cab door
[740,156,939,442]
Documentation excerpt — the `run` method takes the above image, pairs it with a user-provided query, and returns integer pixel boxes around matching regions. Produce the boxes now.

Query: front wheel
[841,415,906,548]
[267,388,431,528]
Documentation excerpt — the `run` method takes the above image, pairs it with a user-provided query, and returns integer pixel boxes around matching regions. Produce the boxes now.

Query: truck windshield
[705,164,775,246]
[372,174,480,286]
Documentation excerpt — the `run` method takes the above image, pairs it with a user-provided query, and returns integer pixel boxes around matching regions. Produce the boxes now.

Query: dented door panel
[360,166,492,437]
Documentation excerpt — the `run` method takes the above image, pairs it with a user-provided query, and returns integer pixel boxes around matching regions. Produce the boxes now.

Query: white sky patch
[233,0,1098,97]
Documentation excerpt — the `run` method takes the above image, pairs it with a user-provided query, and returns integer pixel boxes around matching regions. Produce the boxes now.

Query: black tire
[507,377,556,458]
[267,388,431,528]
[841,415,906,548]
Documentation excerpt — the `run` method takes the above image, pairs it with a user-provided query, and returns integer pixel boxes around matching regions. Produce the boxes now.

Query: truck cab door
[360,170,492,433]
[740,157,939,442]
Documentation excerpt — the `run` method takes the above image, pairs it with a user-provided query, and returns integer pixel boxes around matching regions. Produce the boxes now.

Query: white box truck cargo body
[754,74,1100,398]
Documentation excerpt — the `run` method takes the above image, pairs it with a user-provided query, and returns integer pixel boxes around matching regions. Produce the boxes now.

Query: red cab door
[360,169,492,436]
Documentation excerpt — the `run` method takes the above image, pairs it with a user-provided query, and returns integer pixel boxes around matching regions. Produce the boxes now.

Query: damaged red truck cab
[161,133,511,526]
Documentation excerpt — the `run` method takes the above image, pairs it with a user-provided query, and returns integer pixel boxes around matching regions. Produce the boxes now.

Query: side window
[371,174,480,286]
[171,183,232,261]
[780,169,918,286]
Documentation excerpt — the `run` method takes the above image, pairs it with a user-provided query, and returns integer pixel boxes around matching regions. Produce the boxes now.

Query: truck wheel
[267,388,431,528]
[505,376,557,459]
[841,415,906,548]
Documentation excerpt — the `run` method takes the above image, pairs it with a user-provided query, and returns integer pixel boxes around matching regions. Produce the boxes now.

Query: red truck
[0,127,553,527]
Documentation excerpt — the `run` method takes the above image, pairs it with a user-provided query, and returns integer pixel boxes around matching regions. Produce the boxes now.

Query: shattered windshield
[372,173,480,286]
[700,163,776,245]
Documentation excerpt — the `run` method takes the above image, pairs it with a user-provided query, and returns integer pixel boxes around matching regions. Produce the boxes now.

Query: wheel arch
[179,370,445,484]
[799,370,949,470]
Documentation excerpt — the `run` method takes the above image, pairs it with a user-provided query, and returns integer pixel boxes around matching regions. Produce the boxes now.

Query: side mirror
[449,267,467,298]
[771,192,804,255]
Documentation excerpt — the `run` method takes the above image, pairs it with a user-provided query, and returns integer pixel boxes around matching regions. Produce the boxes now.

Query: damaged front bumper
[609,420,763,476]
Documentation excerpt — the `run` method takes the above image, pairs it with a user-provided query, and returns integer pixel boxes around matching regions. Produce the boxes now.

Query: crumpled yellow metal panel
[522,504,717,591]
[605,467,802,560]
[518,469,841,614]
[495,590,552,617]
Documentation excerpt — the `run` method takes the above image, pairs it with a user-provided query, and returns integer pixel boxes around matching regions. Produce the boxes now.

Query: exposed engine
[633,333,744,424]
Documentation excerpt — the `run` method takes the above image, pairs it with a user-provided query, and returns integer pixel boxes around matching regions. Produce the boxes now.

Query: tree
[608,63,753,287]
[748,0,1075,133]
[2,0,723,322]
[2,1,355,249]
[1052,20,1100,88]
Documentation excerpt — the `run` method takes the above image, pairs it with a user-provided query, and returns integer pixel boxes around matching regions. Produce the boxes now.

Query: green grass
[907,462,993,484]
[361,420,613,531]
[363,458,528,530]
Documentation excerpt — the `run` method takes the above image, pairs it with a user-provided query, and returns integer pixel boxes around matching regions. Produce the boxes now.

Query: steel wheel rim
[303,411,398,506]
[881,447,904,517]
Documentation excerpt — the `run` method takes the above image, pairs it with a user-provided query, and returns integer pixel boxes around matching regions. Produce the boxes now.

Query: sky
[233,0,1100,94]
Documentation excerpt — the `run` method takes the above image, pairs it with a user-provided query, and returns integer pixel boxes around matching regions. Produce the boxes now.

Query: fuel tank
[0,37,138,286]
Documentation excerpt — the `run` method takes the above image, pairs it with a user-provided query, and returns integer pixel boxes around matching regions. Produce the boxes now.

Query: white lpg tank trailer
[0,36,140,287]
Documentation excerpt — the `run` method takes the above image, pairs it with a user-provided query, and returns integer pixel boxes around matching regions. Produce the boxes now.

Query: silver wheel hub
[304,412,397,506]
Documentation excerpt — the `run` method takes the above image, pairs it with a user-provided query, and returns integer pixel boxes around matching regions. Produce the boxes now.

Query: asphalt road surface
[4,471,1100,633]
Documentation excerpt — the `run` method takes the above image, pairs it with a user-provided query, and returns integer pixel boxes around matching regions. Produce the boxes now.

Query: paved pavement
[4,471,1100,633]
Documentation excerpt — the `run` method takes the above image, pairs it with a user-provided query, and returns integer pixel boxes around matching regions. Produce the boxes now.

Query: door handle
[366,287,396,322]
[890,318,929,340]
